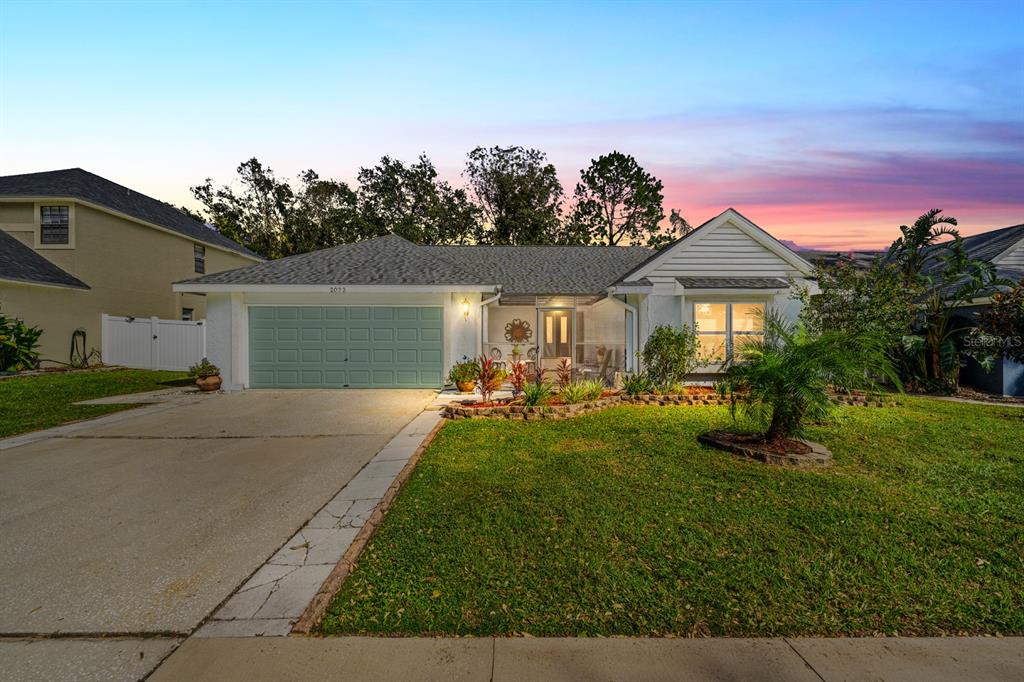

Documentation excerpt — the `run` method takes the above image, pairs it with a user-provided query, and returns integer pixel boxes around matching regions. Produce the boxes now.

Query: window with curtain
[693,302,764,363]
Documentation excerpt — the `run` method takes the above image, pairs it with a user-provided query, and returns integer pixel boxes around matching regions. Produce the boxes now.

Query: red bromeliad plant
[476,355,507,403]
[555,358,572,389]
[509,360,527,397]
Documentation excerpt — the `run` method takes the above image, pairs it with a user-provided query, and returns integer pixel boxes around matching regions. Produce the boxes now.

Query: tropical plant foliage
[559,379,604,404]
[508,360,528,398]
[640,324,702,390]
[521,380,552,406]
[187,357,220,378]
[475,355,507,403]
[554,358,572,389]
[799,259,917,354]
[718,310,899,442]
[620,371,654,396]
[0,309,42,372]
[968,280,1024,364]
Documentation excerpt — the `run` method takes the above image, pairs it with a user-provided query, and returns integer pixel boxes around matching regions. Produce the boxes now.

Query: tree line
[184,147,689,259]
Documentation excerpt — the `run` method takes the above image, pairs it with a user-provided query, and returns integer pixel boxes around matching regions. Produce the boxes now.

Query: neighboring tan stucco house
[0,168,261,365]
[174,208,815,390]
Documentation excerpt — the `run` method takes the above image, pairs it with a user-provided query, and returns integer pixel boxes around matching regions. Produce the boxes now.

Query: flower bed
[444,390,895,420]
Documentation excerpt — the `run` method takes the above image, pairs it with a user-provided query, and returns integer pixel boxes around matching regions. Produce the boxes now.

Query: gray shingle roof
[424,244,653,294]
[676,276,789,289]
[0,168,260,259]
[178,235,654,293]
[961,224,1024,263]
[178,234,495,287]
[0,229,89,289]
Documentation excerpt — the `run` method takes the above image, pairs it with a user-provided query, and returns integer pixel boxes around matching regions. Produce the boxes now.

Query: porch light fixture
[461,297,470,320]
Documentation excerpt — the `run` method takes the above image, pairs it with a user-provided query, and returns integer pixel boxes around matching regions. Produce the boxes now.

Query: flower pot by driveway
[196,375,222,392]
[456,380,477,393]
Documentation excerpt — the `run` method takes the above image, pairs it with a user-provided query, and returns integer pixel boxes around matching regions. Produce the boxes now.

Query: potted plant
[189,357,222,392]
[511,344,521,363]
[448,357,480,393]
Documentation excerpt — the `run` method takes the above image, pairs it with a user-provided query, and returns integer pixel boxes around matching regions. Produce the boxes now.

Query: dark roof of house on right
[960,223,1024,263]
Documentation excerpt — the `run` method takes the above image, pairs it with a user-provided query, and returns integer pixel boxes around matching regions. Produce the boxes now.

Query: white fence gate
[101,315,206,371]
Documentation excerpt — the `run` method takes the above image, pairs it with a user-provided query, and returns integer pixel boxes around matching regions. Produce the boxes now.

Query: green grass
[320,397,1024,637]
[0,369,191,438]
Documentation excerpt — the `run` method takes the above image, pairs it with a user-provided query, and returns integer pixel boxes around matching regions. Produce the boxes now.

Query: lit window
[40,206,70,245]
[194,244,206,273]
[693,302,765,363]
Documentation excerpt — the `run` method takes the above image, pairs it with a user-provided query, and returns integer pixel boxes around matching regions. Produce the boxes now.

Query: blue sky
[1,0,1022,248]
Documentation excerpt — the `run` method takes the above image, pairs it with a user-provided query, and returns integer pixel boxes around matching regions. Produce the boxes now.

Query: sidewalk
[149,635,1023,682]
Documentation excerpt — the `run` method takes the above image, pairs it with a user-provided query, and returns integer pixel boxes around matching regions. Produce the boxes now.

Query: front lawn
[320,397,1024,637]
[0,369,191,438]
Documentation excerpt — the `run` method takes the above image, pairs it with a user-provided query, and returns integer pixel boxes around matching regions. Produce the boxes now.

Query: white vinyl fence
[101,315,206,371]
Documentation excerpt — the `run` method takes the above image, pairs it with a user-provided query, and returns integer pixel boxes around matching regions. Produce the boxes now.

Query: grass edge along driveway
[320,397,1024,638]
[0,368,190,438]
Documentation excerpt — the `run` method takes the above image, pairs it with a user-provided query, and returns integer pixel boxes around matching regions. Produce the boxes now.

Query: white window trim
[34,202,76,249]
[691,300,767,370]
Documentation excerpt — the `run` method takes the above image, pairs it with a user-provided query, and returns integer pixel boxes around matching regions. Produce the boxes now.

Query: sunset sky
[1,0,1021,250]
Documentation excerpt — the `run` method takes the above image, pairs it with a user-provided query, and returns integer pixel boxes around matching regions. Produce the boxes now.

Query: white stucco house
[173,208,815,390]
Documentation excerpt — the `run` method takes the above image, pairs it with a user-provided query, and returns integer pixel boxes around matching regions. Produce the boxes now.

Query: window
[40,206,70,245]
[693,302,764,363]
[181,308,194,321]
[193,244,206,273]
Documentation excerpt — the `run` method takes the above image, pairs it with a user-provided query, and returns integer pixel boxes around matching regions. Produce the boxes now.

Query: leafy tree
[798,259,917,354]
[357,155,479,244]
[643,208,692,249]
[719,310,899,443]
[191,158,296,259]
[287,170,363,255]
[464,146,564,245]
[570,151,665,246]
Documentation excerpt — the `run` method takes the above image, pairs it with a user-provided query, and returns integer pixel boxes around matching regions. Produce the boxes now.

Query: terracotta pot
[456,380,477,393]
[196,375,222,392]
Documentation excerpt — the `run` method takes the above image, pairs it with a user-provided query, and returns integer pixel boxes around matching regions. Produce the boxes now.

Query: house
[0,169,261,364]
[937,223,1024,397]
[174,208,815,390]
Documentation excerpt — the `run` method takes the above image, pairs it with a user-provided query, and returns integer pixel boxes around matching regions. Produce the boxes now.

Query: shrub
[555,358,572,389]
[560,379,604,404]
[718,309,899,442]
[656,381,687,395]
[970,280,1024,365]
[475,355,506,403]
[188,357,220,378]
[508,361,527,397]
[640,324,701,389]
[448,357,480,384]
[620,371,653,396]
[521,380,552,406]
[0,309,43,371]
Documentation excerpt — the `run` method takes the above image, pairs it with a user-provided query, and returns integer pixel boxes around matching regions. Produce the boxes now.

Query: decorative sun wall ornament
[504,318,532,343]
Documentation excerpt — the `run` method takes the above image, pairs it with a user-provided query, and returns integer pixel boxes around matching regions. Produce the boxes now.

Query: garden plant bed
[319,397,1024,637]
[698,430,833,467]
[445,390,892,420]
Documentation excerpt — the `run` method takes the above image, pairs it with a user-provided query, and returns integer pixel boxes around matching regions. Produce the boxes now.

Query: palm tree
[886,208,960,283]
[717,310,900,443]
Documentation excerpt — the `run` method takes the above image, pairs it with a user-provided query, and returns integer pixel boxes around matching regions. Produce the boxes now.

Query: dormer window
[194,244,206,273]
[40,206,70,245]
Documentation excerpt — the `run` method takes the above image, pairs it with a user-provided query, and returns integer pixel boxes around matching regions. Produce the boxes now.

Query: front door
[539,308,573,371]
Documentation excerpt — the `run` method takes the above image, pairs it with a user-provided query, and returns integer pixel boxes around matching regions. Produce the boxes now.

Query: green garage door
[249,306,444,388]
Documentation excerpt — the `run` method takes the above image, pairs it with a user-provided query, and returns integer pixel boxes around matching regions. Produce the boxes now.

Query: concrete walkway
[149,636,1024,682]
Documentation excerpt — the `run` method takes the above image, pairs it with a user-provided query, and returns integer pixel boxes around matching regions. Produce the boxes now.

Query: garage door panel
[250,306,443,388]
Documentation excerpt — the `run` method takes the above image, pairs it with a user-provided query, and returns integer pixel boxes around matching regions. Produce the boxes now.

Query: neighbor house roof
[0,229,89,290]
[0,168,260,259]
[960,223,1024,263]
[178,234,495,287]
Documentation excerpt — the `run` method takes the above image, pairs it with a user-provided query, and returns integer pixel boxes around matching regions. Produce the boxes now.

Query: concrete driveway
[0,389,435,679]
